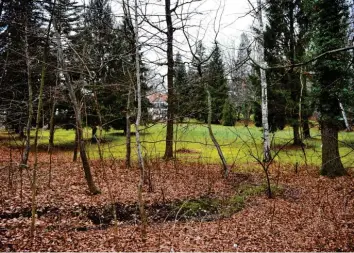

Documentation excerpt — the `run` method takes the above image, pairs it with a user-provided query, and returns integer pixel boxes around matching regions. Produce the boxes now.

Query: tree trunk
[21,17,33,167]
[257,0,271,162]
[206,89,228,177]
[73,127,79,162]
[125,115,131,168]
[320,122,347,177]
[288,1,302,146]
[77,122,100,194]
[192,47,228,177]
[48,97,56,152]
[91,125,97,143]
[292,123,302,145]
[126,74,132,168]
[122,0,134,169]
[163,0,174,160]
[302,119,311,139]
[48,91,56,187]
[299,68,311,139]
[134,0,147,241]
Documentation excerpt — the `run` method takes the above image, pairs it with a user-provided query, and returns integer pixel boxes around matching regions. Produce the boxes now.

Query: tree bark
[256,0,271,162]
[73,127,79,162]
[77,123,100,194]
[163,0,174,160]
[320,122,347,177]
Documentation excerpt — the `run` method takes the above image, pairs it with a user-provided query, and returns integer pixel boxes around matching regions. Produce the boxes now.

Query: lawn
[2,122,354,168]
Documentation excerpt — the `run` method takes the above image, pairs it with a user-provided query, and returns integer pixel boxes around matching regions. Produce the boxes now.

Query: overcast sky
[108,0,257,89]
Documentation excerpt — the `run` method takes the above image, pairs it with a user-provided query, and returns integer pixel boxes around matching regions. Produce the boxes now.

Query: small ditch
[84,197,221,226]
[0,184,281,230]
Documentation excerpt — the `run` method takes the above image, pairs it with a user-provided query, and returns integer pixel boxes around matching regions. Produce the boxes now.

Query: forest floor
[0,146,354,251]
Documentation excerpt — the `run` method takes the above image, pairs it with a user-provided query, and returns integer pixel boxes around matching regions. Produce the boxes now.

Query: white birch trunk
[299,68,304,140]
[256,0,271,162]
[339,101,351,131]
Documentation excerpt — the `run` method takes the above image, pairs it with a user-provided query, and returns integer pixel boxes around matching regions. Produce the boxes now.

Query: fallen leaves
[0,146,353,251]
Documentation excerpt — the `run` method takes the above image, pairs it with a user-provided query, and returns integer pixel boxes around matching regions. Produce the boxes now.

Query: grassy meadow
[2,122,354,168]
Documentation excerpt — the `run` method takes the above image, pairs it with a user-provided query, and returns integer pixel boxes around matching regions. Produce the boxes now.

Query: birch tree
[254,0,271,162]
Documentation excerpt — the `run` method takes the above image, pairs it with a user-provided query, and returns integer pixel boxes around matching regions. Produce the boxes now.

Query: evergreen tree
[311,0,351,176]
[0,0,46,136]
[77,0,150,138]
[174,52,188,121]
[206,43,228,124]
[263,0,309,142]
[188,41,208,122]
[222,98,236,126]
[51,0,83,131]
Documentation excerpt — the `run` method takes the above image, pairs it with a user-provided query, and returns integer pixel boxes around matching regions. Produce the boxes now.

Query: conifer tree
[312,0,351,176]
[222,98,236,126]
[174,52,188,121]
[0,0,45,137]
[188,41,208,122]
[263,0,309,143]
[206,43,228,124]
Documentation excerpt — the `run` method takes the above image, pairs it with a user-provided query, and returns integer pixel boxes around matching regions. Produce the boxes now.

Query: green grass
[1,122,354,168]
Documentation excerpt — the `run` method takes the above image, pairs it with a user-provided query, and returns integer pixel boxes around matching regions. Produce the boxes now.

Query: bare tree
[141,0,202,160]
[122,0,135,168]
[133,0,147,240]
[31,0,57,237]
[180,2,229,177]
[21,16,33,168]
[228,33,256,125]
[54,15,100,195]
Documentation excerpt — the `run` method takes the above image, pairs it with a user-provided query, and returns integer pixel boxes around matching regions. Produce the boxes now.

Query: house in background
[147,93,168,121]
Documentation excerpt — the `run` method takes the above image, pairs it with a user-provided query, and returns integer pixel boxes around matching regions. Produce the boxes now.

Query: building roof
[147,93,168,103]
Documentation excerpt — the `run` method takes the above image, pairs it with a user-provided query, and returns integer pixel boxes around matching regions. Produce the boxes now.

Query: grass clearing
[1,122,354,168]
